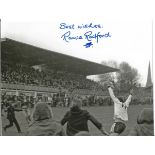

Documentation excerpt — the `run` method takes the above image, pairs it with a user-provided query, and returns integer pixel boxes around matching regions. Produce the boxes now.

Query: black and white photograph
[0,20,153,136]
[1,1,155,155]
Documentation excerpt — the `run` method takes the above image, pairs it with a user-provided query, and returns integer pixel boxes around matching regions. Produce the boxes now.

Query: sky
[1,20,153,86]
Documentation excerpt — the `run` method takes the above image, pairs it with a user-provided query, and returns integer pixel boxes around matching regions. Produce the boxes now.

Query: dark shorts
[110,122,126,134]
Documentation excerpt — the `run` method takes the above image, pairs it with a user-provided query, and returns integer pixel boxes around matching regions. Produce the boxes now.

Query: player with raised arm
[107,82,133,136]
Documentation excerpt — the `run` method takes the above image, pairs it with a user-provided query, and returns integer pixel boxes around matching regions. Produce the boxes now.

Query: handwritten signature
[60,23,111,48]
[61,31,111,44]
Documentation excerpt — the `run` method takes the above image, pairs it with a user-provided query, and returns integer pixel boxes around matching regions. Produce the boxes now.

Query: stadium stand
[1,38,153,107]
[1,38,119,107]
[1,62,105,90]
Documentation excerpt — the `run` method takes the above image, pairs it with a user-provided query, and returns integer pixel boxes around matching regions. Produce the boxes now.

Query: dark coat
[61,106,102,135]
[6,105,22,119]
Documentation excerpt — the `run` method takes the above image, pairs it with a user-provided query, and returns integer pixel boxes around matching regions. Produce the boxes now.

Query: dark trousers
[5,117,21,132]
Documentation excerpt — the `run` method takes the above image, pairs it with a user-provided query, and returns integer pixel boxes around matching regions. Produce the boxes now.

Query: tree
[98,61,141,94]
[98,60,119,89]
[117,62,140,92]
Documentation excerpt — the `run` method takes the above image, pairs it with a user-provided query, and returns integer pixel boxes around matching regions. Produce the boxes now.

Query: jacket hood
[137,108,154,124]
[32,102,53,121]
[70,106,83,115]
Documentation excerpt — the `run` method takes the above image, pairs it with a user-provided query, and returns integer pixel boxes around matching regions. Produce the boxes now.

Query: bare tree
[98,61,141,93]
[98,60,119,89]
[117,62,140,92]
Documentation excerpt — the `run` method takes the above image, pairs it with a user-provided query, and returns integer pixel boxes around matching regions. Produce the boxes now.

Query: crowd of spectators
[1,63,153,108]
[2,63,103,91]
[1,92,153,111]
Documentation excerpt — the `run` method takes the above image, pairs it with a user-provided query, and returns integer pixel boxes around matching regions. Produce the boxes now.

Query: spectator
[60,98,109,136]
[27,102,65,136]
[3,101,22,133]
[129,108,154,136]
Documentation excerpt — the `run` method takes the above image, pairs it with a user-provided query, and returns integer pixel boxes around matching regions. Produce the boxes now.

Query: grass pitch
[2,104,153,136]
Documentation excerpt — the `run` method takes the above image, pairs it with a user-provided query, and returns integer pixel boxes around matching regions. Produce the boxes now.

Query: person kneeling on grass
[107,82,133,136]
[27,102,65,136]
[60,98,109,136]
[128,108,154,136]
